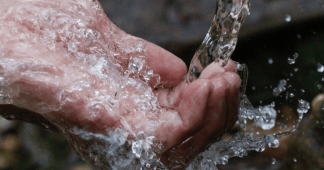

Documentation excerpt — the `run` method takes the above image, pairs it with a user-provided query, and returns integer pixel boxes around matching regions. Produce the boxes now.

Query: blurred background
[0,0,324,169]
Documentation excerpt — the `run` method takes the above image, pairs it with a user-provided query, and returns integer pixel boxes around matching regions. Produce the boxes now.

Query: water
[0,0,162,169]
[184,0,311,169]
[288,53,299,64]
[186,0,251,82]
[271,158,276,165]
[0,0,312,169]
[317,62,324,72]
[273,79,287,97]
[285,15,292,22]
[268,58,273,64]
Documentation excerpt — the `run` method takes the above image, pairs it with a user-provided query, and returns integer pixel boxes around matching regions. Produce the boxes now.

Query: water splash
[187,0,251,82]
[273,79,287,97]
[288,53,299,64]
[0,0,163,169]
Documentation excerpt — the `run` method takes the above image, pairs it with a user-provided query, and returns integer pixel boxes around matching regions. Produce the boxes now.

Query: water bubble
[317,63,324,72]
[128,56,146,72]
[288,53,298,64]
[322,78,324,81]
[271,158,276,165]
[293,158,297,162]
[289,93,294,98]
[268,58,273,64]
[317,84,322,89]
[252,86,256,90]
[301,89,305,93]
[285,15,291,22]
[294,68,298,72]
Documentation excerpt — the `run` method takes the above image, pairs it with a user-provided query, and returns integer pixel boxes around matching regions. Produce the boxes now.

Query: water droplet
[294,68,298,72]
[273,79,287,96]
[45,124,49,128]
[317,63,324,72]
[268,58,273,64]
[254,105,277,130]
[317,84,322,89]
[293,158,297,162]
[297,99,310,114]
[285,15,291,22]
[289,93,294,98]
[271,158,276,164]
[288,53,298,64]
[252,86,256,90]
[301,89,305,93]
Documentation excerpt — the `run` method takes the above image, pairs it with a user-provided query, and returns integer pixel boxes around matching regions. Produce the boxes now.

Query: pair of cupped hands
[0,0,241,168]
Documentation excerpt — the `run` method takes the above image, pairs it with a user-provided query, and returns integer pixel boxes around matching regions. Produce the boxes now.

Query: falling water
[184,0,310,169]
[187,0,251,82]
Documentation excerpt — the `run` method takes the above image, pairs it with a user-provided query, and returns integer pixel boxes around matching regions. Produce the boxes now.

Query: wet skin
[0,0,241,168]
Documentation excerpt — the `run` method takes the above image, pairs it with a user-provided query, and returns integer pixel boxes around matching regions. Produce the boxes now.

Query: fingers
[160,77,227,167]
[159,60,241,167]
[199,59,237,80]
[145,41,187,88]
[224,59,237,73]
[155,81,187,109]
[158,79,211,151]
[114,35,188,88]
[222,72,241,132]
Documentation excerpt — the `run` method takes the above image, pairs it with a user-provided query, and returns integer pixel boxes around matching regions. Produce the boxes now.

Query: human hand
[0,0,241,169]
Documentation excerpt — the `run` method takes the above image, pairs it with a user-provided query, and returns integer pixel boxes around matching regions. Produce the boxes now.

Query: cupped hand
[0,0,241,169]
